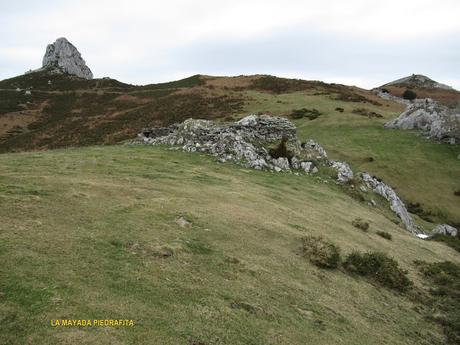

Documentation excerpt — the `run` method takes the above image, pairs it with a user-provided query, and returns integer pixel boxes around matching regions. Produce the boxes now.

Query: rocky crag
[41,37,93,79]
[137,115,427,235]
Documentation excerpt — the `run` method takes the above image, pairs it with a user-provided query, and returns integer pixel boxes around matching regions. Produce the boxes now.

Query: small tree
[402,89,417,101]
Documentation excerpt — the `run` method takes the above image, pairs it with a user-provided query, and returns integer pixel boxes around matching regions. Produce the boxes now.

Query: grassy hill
[1,72,459,344]
[1,145,459,345]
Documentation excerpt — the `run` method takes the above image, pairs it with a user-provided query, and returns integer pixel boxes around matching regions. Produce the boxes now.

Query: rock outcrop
[430,224,458,237]
[359,172,422,235]
[140,115,302,171]
[42,37,93,79]
[330,161,353,183]
[384,98,460,144]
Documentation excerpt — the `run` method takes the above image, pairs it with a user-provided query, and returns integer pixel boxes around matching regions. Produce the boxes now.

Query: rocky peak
[382,74,452,90]
[42,37,93,79]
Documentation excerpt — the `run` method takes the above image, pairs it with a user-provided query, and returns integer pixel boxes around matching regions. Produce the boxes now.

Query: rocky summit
[42,37,93,79]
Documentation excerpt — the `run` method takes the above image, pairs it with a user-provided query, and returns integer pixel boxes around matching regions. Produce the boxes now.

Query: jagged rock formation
[384,98,460,144]
[381,74,453,90]
[430,224,458,237]
[42,37,93,79]
[359,173,422,235]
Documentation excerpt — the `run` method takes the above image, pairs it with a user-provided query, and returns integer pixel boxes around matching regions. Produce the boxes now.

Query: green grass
[0,145,459,345]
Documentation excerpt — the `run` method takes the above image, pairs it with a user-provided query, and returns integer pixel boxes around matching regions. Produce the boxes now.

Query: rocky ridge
[137,115,429,236]
[41,37,93,79]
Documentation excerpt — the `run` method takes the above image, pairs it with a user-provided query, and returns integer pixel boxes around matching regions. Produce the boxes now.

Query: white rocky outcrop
[42,37,93,79]
[384,98,460,144]
[359,172,422,235]
[330,161,353,183]
[139,115,299,172]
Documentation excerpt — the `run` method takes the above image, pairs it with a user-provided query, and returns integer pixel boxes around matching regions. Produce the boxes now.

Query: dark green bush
[343,251,412,292]
[302,235,341,269]
[376,231,392,240]
[290,108,322,120]
[402,89,417,100]
[352,218,369,232]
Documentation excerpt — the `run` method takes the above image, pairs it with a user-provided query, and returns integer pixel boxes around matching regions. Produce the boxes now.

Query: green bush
[376,231,392,240]
[290,108,322,120]
[343,251,412,292]
[302,235,341,269]
[402,89,417,100]
[352,218,369,231]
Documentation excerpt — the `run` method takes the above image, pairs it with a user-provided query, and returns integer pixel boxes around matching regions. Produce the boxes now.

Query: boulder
[430,224,458,237]
[330,161,353,183]
[384,98,460,144]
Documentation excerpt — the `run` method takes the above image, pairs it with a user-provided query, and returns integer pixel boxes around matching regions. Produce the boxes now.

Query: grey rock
[301,139,328,159]
[141,115,294,172]
[359,172,422,235]
[430,224,458,237]
[300,161,313,173]
[330,161,353,183]
[384,98,460,144]
[42,37,93,79]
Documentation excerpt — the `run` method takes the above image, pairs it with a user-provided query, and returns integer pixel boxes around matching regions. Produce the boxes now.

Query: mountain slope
[0,145,458,345]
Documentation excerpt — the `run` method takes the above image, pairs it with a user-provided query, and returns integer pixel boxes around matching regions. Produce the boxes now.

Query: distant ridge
[381,74,453,90]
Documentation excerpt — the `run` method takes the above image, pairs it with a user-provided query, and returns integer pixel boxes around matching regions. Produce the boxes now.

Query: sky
[1,0,459,89]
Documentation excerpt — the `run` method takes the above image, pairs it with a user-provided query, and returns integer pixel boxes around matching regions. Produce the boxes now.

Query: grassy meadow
[0,145,459,345]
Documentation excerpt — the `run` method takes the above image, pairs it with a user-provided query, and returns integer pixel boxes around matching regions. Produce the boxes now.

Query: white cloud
[1,0,459,88]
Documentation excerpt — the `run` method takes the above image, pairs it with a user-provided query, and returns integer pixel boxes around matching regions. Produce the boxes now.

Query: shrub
[376,231,392,240]
[402,89,417,100]
[352,218,369,232]
[343,251,412,292]
[290,108,322,120]
[381,88,389,93]
[302,235,341,269]
[335,107,344,112]
[454,189,460,197]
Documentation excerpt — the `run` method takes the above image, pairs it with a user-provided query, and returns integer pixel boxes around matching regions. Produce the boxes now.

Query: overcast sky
[1,0,459,89]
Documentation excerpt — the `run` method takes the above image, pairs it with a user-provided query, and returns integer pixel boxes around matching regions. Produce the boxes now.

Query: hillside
[1,72,459,234]
[1,145,459,345]
[377,74,460,107]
